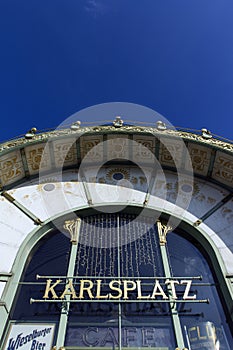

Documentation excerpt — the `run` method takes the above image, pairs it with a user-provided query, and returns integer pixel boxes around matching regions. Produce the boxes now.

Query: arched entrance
[2,211,232,349]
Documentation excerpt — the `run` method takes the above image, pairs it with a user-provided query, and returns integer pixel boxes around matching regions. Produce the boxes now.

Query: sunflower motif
[106,168,130,182]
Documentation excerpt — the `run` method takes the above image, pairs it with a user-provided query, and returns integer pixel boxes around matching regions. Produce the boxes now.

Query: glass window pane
[12,232,70,321]
[167,232,232,349]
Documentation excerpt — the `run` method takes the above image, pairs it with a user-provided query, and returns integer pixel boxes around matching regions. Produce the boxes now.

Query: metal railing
[0,120,232,145]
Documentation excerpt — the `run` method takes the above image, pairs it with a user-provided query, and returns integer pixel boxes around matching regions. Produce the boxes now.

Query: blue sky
[0,0,233,142]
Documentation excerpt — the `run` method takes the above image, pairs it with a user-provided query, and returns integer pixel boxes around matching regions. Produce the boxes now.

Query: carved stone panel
[24,143,52,175]
[212,151,233,187]
[159,139,184,168]
[106,135,129,161]
[133,135,156,163]
[80,135,104,163]
[0,150,25,186]
[185,144,211,176]
[53,138,77,167]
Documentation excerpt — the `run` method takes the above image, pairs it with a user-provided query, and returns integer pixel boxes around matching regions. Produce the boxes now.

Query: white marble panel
[24,168,228,225]
[38,183,77,218]
[0,282,6,299]
[0,198,35,238]
[57,182,88,211]
[208,231,229,249]
[0,244,20,273]
[187,180,229,218]
[204,199,233,250]
[151,171,229,218]
[8,186,51,221]
[9,182,88,221]
[147,195,177,217]
[0,199,35,272]
[219,247,233,274]
[88,183,145,207]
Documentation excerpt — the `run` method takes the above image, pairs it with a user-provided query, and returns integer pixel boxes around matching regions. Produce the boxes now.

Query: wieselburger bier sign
[3,324,55,350]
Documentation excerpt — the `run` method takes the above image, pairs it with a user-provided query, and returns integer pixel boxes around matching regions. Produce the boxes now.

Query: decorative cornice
[0,125,232,191]
[0,125,232,154]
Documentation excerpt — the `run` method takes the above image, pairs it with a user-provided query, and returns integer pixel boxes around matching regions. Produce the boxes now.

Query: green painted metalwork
[157,221,185,349]
[56,218,81,349]
[117,215,122,350]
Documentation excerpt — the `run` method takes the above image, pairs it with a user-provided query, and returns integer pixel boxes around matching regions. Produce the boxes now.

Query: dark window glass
[167,232,232,349]
[12,232,70,321]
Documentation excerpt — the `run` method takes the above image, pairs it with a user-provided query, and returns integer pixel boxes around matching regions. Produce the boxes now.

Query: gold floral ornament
[63,218,81,244]
[157,220,172,245]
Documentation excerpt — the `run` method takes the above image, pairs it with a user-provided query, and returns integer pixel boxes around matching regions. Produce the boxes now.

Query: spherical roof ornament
[113,116,124,128]
[25,127,37,139]
[70,121,81,130]
[201,128,212,139]
[156,120,167,131]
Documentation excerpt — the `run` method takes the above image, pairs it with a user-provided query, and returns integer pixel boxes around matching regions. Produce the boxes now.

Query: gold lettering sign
[41,278,197,301]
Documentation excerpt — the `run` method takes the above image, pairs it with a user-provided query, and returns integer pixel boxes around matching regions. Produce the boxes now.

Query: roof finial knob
[25,127,37,139]
[201,128,212,139]
[156,120,167,131]
[70,121,81,130]
[113,116,124,128]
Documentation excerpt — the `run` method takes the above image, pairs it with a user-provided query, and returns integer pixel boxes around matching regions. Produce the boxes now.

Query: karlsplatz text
[42,278,196,301]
